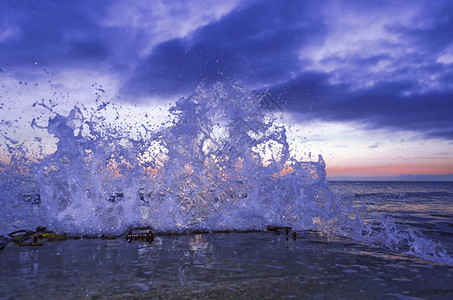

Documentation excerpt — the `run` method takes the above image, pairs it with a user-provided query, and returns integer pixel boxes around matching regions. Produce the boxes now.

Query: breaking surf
[1,81,452,264]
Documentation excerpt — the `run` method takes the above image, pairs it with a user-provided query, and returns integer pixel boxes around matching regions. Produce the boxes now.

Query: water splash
[1,81,452,264]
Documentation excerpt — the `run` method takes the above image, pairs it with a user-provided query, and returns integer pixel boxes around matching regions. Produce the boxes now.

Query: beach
[1,230,453,299]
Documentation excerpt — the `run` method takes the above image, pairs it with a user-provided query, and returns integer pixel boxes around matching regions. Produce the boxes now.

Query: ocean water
[1,82,453,297]
[0,181,452,299]
[328,181,453,256]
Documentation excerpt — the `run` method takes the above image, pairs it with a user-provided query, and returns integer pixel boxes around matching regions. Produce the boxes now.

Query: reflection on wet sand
[1,231,452,299]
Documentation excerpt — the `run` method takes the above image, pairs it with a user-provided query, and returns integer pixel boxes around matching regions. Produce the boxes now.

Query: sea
[328,181,453,256]
[1,82,452,298]
[0,181,452,299]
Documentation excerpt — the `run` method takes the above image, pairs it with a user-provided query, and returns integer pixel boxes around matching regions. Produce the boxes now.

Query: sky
[0,0,452,180]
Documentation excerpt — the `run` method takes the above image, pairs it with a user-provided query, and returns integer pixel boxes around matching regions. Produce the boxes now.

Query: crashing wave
[0,81,451,264]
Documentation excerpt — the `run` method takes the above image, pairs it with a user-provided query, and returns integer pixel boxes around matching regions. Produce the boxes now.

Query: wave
[1,81,452,264]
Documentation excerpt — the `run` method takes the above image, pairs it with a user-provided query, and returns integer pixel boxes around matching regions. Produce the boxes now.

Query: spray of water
[1,81,451,264]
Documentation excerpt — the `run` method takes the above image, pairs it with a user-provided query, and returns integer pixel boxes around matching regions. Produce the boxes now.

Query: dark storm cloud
[1,0,453,140]
[268,71,453,139]
[0,0,117,67]
[124,38,239,97]
[387,1,453,54]
[124,0,326,96]
[123,0,453,140]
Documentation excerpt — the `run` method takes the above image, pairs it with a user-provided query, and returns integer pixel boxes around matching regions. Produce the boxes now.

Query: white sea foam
[0,81,451,264]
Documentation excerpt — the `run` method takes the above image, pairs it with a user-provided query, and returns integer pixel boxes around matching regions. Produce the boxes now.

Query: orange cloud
[327,163,453,177]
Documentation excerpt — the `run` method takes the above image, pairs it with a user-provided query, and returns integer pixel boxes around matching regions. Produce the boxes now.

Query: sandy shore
[1,231,453,299]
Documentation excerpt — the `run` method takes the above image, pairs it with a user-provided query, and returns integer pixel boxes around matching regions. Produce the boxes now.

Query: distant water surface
[328,181,453,255]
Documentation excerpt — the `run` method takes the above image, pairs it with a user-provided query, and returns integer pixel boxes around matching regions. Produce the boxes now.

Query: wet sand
[1,231,453,299]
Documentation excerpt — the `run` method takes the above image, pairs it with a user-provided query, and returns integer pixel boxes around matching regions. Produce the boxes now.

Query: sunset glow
[327,164,453,178]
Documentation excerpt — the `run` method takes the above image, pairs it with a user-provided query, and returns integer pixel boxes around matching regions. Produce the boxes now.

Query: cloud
[369,143,379,149]
[121,0,453,141]
[0,0,114,67]
[102,0,241,57]
[123,0,327,96]
[269,71,453,140]
[0,0,240,73]
[386,1,453,54]
[1,0,453,142]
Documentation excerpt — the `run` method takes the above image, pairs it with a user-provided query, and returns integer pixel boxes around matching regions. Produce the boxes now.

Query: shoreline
[1,231,453,299]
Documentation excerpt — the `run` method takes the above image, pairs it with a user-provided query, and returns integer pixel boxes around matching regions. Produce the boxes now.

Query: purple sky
[1,0,452,180]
